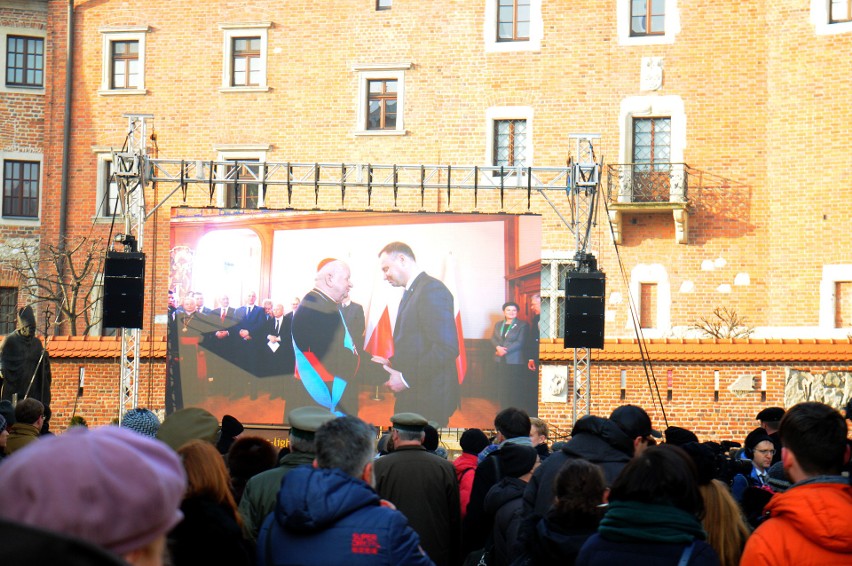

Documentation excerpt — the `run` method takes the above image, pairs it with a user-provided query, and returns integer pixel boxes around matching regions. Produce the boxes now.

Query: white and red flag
[442,253,467,384]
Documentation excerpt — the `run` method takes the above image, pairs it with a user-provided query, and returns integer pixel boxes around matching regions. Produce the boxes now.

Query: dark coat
[374,445,461,566]
[390,272,460,426]
[291,288,360,414]
[523,416,633,516]
[167,496,252,566]
[0,330,52,430]
[257,466,434,566]
[238,450,315,543]
[0,518,125,566]
[511,512,599,566]
[491,319,528,365]
[575,533,719,566]
[483,477,527,566]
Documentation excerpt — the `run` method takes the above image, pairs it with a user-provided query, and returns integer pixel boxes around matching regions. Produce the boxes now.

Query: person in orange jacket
[740,401,852,564]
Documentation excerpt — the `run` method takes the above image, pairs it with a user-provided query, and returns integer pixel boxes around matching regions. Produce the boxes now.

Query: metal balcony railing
[606,162,692,204]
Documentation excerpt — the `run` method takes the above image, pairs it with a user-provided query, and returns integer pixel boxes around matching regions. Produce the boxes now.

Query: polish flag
[364,265,395,359]
[442,253,467,384]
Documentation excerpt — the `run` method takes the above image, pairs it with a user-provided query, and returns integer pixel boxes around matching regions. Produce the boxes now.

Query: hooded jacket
[256,465,434,566]
[740,477,852,565]
[484,477,528,566]
[523,416,633,516]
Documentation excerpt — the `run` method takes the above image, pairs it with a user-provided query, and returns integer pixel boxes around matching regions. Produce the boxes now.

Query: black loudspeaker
[564,271,606,349]
[103,251,145,328]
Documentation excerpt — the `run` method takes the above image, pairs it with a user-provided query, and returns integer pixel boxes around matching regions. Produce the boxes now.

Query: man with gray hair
[239,406,336,542]
[291,258,360,416]
[374,413,460,566]
[257,415,433,565]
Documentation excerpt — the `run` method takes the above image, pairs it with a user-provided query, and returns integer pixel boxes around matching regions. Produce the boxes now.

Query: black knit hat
[460,428,490,455]
[496,444,538,478]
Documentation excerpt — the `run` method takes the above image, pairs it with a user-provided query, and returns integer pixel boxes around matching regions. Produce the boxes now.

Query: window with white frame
[6,34,43,88]
[377,0,392,10]
[0,26,46,94]
[95,153,121,218]
[539,254,576,340]
[486,106,533,173]
[213,147,269,208]
[617,0,680,45]
[484,0,542,52]
[99,27,148,94]
[617,96,685,203]
[354,63,410,135]
[819,265,852,332]
[1,154,41,221]
[219,23,270,92]
[0,285,18,335]
[629,263,671,337]
[811,0,852,34]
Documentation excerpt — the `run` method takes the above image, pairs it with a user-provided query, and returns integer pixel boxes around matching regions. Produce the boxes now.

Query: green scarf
[598,501,706,544]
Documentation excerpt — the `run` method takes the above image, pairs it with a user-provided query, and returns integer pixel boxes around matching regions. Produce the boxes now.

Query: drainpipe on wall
[56,0,74,333]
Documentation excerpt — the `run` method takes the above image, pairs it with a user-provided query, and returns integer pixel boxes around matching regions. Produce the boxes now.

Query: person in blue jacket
[257,415,434,566]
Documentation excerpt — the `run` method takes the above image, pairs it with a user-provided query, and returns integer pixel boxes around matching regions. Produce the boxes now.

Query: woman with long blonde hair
[699,479,750,566]
[168,440,251,566]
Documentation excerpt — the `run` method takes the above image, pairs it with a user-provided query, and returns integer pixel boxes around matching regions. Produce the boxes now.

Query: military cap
[755,407,785,422]
[156,407,220,451]
[390,412,428,432]
[287,406,336,434]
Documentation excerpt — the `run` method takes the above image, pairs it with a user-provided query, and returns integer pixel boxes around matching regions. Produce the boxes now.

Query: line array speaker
[564,270,606,349]
[103,251,145,329]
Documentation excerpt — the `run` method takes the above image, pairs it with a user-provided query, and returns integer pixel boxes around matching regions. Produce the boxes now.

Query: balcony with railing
[606,162,693,244]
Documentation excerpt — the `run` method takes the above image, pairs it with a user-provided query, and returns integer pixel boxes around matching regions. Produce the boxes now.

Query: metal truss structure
[109,115,604,421]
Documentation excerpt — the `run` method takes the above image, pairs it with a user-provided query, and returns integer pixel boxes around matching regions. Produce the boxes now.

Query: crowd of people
[0,399,849,565]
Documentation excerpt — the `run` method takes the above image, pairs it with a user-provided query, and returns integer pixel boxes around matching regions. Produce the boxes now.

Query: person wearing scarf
[576,445,720,566]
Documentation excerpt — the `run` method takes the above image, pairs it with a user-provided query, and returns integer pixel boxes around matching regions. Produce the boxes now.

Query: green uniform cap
[390,412,428,432]
[287,406,337,434]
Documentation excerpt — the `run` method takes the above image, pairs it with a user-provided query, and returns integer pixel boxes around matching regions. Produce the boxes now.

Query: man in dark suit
[374,242,459,427]
[257,303,296,401]
[235,290,266,378]
[291,259,360,416]
[207,294,240,397]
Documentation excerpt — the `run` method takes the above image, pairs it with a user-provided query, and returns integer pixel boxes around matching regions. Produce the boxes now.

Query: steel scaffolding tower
[111,114,152,421]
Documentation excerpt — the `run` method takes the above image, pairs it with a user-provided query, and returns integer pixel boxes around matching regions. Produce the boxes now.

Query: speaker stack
[102,251,145,328]
[563,270,606,349]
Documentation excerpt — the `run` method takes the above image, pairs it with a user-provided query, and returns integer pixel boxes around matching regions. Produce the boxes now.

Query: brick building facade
[1,1,850,440]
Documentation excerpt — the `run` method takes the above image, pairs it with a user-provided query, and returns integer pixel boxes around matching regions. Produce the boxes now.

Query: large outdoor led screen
[168,210,541,429]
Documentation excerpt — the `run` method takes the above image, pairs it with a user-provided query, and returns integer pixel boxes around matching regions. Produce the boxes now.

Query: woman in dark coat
[512,458,606,565]
[575,444,720,566]
[168,440,252,566]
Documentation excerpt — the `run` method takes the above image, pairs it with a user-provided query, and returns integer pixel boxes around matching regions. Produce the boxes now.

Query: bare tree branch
[691,307,755,339]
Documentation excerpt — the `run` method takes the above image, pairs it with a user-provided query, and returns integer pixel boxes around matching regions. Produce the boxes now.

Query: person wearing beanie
[741,402,852,565]
[0,426,186,565]
[120,408,161,438]
[481,444,539,566]
[216,414,244,455]
[664,426,699,446]
[731,428,775,503]
[454,428,489,519]
[423,424,448,459]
